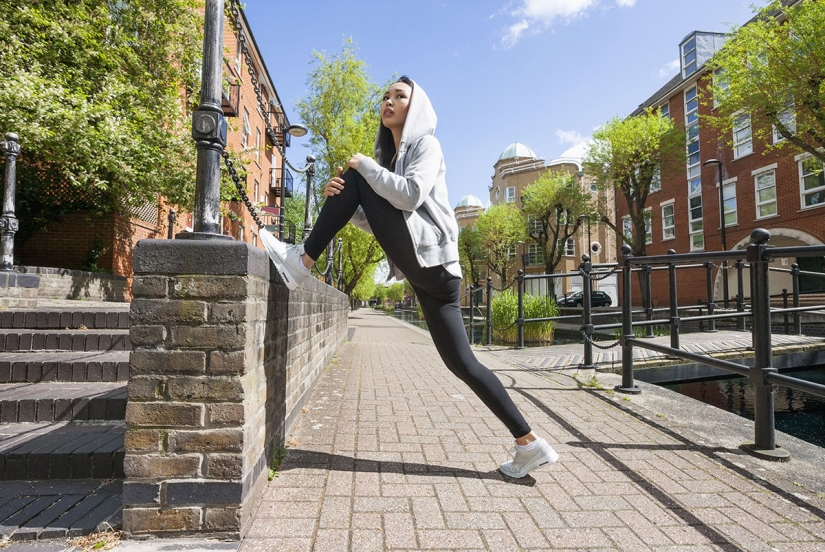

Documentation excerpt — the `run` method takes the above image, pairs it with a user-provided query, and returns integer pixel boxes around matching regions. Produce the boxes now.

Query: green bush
[490,290,557,344]
[416,303,424,320]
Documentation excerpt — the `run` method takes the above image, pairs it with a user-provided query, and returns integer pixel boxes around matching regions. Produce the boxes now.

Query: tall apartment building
[622,6,824,307]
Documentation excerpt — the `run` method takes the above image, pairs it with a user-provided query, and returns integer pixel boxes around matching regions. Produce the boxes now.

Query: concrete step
[0,351,129,383]
[0,328,130,353]
[0,308,129,330]
[0,422,124,480]
[0,383,126,424]
[0,479,122,541]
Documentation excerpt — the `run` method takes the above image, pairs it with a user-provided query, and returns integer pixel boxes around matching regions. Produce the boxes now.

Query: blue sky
[243,0,763,208]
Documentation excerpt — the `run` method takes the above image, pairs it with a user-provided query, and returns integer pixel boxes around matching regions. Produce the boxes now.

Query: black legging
[304,169,531,438]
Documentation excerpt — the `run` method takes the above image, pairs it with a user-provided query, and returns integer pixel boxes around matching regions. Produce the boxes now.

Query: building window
[650,165,661,193]
[254,180,259,204]
[235,45,242,74]
[713,69,729,108]
[238,225,244,242]
[242,108,250,148]
[506,246,516,261]
[527,215,543,234]
[621,216,632,243]
[755,170,777,218]
[557,239,575,257]
[682,36,697,77]
[644,208,652,245]
[800,157,825,208]
[527,244,544,266]
[504,186,516,203]
[252,234,257,247]
[773,104,796,144]
[255,128,261,163]
[660,102,670,120]
[685,85,703,250]
[589,182,599,194]
[722,179,738,226]
[661,202,675,240]
[495,187,500,200]
[733,113,753,159]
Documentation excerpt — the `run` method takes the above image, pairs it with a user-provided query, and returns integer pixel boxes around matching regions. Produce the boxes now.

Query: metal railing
[616,229,825,461]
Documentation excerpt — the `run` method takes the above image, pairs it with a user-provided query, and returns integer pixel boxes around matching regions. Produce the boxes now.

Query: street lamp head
[703,158,722,168]
[284,124,308,138]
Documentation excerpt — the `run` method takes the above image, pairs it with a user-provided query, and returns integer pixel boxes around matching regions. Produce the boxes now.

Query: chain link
[581,329,621,350]
[220,151,264,230]
[580,267,619,282]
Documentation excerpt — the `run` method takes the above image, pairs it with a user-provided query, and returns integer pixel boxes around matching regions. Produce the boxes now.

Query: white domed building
[454,194,485,230]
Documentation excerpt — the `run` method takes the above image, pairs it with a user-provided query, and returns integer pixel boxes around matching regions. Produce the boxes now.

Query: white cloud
[555,129,587,145]
[500,0,637,47]
[658,59,680,78]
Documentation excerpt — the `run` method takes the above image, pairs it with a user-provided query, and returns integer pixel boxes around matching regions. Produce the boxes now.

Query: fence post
[616,245,640,394]
[0,133,21,271]
[791,263,801,334]
[736,260,746,331]
[705,261,717,332]
[167,208,176,240]
[644,265,654,338]
[580,255,595,369]
[486,277,492,345]
[743,228,789,461]
[782,289,789,335]
[517,270,525,350]
[469,285,475,345]
[667,250,680,351]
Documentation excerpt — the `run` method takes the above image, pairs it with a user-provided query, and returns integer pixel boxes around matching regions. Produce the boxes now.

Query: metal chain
[581,267,619,282]
[222,150,264,230]
[581,329,621,350]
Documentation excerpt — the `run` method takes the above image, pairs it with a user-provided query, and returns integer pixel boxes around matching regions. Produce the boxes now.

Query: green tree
[522,172,595,274]
[457,225,484,285]
[584,108,682,258]
[706,0,825,165]
[371,284,387,304]
[386,282,405,304]
[0,0,203,244]
[475,203,527,287]
[294,38,387,296]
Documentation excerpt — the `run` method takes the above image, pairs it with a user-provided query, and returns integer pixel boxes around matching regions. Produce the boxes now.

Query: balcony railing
[270,170,293,198]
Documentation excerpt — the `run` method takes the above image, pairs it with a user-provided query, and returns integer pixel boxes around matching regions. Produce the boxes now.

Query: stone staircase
[0,301,129,541]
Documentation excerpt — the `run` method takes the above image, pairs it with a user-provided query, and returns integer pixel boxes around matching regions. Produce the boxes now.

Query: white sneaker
[499,438,559,479]
[259,228,311,290]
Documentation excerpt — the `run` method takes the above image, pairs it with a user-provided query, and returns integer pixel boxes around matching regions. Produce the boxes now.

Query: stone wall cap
[134,239,269,277]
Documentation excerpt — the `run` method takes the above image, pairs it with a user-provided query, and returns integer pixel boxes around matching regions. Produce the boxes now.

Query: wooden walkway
[478,330,825,371]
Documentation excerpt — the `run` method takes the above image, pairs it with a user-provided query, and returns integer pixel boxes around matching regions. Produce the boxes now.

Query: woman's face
[380,82,412,131]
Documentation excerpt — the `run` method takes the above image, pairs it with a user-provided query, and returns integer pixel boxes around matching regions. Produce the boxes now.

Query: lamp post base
[175,231,235,241]
[739,443,790,462]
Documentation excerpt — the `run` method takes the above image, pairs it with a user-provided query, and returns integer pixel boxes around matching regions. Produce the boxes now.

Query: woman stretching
[260,76,558,478]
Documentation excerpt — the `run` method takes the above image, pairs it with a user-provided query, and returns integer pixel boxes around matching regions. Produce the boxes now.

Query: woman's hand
[324,166,345,198]
[347,153,366,170]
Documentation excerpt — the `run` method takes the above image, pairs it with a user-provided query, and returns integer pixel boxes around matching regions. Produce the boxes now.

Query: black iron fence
[616,229,825,462]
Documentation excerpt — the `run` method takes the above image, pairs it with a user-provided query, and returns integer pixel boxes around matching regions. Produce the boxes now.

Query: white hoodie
[350,80,461,280]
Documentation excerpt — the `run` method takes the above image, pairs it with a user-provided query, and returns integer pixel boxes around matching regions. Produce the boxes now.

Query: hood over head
[374,79,437,168]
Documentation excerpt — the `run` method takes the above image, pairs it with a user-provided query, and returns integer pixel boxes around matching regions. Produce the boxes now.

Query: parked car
[559,291,612,307]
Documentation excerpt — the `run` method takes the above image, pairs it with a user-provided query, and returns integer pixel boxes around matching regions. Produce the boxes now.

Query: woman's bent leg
[303,169,363,260]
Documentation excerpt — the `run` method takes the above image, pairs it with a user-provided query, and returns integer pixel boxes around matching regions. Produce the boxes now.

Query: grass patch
[69,526,122,551]
[269,442,288,481]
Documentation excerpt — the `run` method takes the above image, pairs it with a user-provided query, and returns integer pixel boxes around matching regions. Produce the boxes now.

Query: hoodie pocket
[406,209,442,248]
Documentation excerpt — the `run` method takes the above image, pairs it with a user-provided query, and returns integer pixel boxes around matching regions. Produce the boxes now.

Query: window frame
[773,104,797,144]
[685,85,703,251]
[753,168,778,220]
[504,186,516,203]
[682,35,697,78]
[661,200,675,241]
[527,243,544,266]
[732,112,753,159]
[621,216,632,244]
[241,108,250,148]
[721,177,738,227]
[799,155,825,209]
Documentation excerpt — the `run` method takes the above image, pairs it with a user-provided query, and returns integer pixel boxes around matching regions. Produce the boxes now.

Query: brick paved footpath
[239,308,825,552]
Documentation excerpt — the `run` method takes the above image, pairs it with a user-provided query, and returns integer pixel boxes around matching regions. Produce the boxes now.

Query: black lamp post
[703,159,729,308]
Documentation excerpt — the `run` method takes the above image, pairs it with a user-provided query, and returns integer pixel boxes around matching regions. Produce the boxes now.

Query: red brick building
[620,17,825,308]
[16,6,296,298]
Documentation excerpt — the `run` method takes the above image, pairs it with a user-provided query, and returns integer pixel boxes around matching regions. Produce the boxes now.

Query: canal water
[664,368,825,448]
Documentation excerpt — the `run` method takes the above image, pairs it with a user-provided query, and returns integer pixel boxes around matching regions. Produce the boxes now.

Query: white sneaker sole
[260,228,298,291]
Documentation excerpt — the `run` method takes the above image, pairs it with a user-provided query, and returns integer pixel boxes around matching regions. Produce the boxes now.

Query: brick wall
[123,238,347,539]
[618,73,825,307]
[16,266,127,302]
